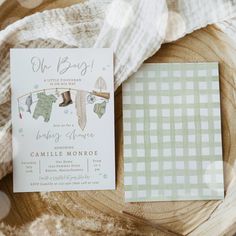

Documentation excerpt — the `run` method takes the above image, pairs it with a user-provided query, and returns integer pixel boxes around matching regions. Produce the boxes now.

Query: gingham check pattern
[123,63,224,202]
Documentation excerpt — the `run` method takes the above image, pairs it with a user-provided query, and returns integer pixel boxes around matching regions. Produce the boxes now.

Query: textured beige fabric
[0,214,147,236]
[165,0,236,42]
[216,17,236,42]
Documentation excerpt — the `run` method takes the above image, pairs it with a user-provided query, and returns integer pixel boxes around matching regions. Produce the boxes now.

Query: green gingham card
[122,63,224,202]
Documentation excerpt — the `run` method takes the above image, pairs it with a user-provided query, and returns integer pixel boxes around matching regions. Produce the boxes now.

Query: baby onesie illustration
[17,83,110,127]
[33,92,57,122]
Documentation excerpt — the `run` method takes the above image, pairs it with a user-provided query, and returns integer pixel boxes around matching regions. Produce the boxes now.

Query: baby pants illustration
[33,92,57,122]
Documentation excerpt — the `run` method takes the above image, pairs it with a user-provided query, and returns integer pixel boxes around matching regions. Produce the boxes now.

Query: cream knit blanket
[1,0,236,234]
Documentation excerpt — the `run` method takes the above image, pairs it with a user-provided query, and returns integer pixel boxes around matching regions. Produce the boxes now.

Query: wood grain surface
[1,1,236,235]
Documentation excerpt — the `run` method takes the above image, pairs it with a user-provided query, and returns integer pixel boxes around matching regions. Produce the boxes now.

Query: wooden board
[1,1,236,235]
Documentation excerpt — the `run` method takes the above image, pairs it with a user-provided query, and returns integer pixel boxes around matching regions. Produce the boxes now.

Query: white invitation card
[11,48,115,192]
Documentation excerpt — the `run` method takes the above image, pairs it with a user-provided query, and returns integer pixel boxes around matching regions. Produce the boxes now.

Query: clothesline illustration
[16,77,110,130]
